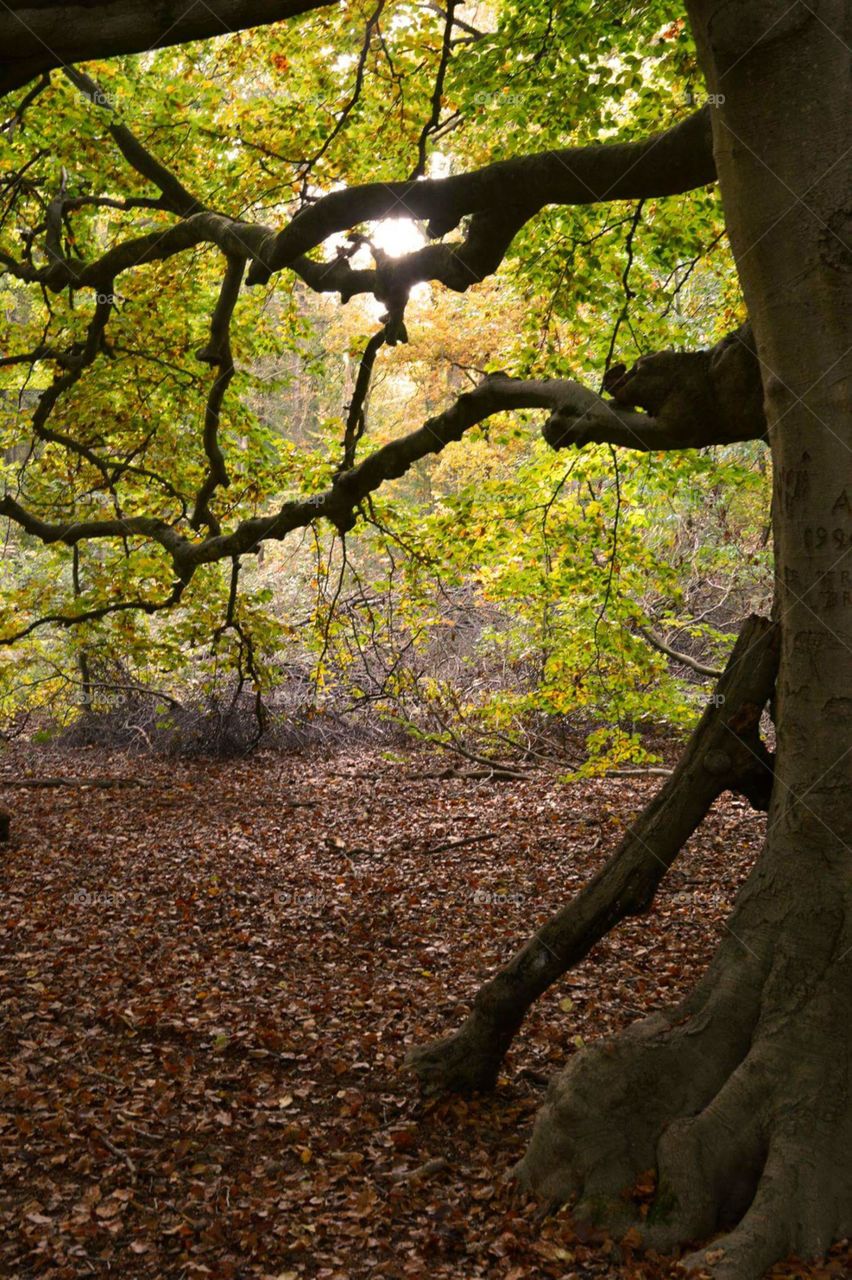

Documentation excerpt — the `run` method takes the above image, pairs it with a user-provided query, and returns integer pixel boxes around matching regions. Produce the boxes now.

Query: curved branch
[246,108,715,284]
[0,579,188,645]
[1,71,49,132]
[1,211,267,292]
[62,67,200,217]
[3,81,713,323]
[340,326,386,471]
[543,323,766,452]
[410,0,457,179]
[191,252,246,531]
[406,616,779,1093]
[0,370,567,578]
[1,327,766,600]
[0,494,191,561]
[637,625,723,679]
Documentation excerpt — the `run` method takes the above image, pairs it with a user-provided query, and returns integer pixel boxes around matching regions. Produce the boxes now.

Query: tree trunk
[516,5,852,1277]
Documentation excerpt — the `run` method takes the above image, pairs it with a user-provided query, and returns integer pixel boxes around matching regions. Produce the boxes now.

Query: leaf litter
[1,741,849,1280]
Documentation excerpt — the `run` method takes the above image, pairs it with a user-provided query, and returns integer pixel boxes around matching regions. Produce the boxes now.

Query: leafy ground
[1,741,849,1280]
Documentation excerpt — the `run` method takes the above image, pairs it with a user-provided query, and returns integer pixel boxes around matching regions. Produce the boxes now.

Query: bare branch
[410,0,457,179]
[1,72,50,133]
[420,3,484,41]
[636,625,723,679]
[340,326,387,471]
[299,1,385,178]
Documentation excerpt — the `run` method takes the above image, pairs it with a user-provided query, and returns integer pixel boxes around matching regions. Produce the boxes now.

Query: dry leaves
[1,740,847,1279]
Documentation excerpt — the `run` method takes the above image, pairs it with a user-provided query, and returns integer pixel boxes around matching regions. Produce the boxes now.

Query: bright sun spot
[326,211,430,320]
[371,217,425,258]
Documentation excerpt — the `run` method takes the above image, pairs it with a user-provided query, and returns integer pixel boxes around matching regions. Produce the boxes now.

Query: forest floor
[1,741,849,1280]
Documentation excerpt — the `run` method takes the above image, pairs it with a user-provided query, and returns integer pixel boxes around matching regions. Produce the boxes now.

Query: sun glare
[371,216,425,258]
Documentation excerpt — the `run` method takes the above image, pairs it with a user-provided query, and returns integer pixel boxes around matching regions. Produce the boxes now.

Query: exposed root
[516,873,852,1280]
[405,1010,516,1093]
[515,944,765,1208]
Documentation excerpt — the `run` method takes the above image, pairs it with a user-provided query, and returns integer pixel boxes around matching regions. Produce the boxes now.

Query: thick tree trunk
[517,5,852,1277]
[407,616,777,1093]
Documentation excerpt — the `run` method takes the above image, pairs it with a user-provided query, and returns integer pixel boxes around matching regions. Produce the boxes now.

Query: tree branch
[0,1,337,98]
[0,579,188,645]
[245,108,715,284]
[406,616,779,1093]
[340,325,387,471]
[191,252,246,531]
[1,326,766,602]
[0,493,191,561]
[410,0,457,179]
[61,67,200,217]
[637,625,723,679]
[0,77,740,642]
[3,83,713,331]
[543,323,766,452]
[1,71,49,133]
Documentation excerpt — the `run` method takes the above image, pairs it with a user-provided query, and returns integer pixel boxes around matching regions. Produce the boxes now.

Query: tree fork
[406,615,778,1094]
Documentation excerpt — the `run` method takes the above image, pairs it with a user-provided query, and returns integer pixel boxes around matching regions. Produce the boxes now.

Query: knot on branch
[703,749,733,776]
[195,342,224,365]
[604,322,765,444]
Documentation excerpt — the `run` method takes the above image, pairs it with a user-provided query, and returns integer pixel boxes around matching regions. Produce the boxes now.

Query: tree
[1,3,849,1276]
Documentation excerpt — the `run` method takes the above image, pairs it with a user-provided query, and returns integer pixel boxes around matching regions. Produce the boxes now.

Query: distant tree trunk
[516,6,852,1276]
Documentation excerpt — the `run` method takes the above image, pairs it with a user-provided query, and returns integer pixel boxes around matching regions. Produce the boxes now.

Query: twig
[421,832,497,856]
[603,767,673,778]
[89,1123,137,1180]
[410,0,457,178]
[391,1155,449,1182]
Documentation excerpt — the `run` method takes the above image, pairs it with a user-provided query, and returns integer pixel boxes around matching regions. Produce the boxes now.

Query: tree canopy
[1,2,768,766]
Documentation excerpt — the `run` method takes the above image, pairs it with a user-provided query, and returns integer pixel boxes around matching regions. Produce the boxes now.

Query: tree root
[516,835,852,1279]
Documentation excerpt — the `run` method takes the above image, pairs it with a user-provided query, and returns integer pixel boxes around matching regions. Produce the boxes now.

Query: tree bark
[514,5,852,1277]
[0,1,335,97]
[407,615,778,1093]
